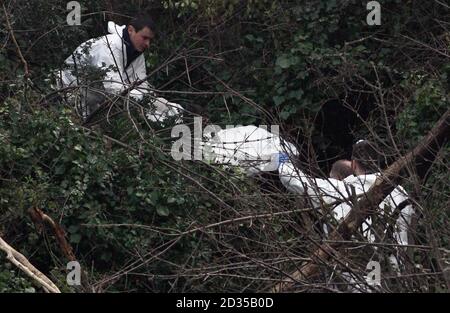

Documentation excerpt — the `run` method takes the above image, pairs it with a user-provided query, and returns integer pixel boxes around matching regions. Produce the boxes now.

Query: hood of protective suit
[107,21,143,68]
[107,21,126,35]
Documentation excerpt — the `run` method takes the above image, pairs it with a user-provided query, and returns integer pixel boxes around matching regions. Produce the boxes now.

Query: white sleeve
[92,36,141,98]
[61,41,92,87]
[278,162,354,207]
[383,186,414,246]
[128,54,152,101]
[395,204,414,246]
[95,43,127,96]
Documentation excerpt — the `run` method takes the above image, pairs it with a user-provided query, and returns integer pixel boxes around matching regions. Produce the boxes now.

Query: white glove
[146,97,183,124]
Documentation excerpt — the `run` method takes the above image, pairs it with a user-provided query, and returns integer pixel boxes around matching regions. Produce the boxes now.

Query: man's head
[351,140,381,175]
[330,159,353,180]
[127,15,156,52]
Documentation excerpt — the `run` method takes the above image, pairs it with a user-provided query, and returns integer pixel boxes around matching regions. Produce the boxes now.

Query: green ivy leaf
[157,206,170,217]
[167,197,176,204]
[276,55,291,69]
[68,225,79,233]
[288,90,304,100]
[279,110,291,120]
[273,96,285,106]
[70,233,81,244]
[55,165,65,175]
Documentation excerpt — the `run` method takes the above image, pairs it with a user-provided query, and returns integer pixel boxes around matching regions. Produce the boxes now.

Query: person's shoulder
[107,21,126,35]
[391,184,411,200]
[342,174,364,184]
[98,32,122,45]
[345,173,378,188]
[77,34,112,49]
[342,174,357,183]
[68,37,101,59]
[86,32,123,59]
[216,125,259,141]
[131,53,146,65]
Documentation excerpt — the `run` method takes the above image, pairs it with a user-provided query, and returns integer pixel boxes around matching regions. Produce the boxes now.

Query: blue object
[277,152,289,169]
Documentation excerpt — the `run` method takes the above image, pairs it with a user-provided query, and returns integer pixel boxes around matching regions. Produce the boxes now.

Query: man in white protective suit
[277,139,415,290]
[204,127,414,287]
[206,129,414,246]
[57,14,182,122]
[203,125,298,175]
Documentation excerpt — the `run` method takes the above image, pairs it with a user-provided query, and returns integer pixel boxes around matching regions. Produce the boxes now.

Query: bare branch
[0,235,60,293]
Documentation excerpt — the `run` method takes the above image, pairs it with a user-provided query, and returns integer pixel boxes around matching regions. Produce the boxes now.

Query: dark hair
[351,140,381,173]
[330,160,353,180]
[128,14,156,33]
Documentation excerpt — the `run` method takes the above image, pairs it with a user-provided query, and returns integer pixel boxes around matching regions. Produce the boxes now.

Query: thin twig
[2,3,30,77]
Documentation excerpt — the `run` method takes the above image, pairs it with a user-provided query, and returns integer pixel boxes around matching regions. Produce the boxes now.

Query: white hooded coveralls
[58,21,182,121]
[278,161,414,247]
